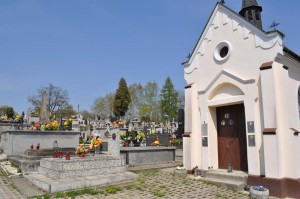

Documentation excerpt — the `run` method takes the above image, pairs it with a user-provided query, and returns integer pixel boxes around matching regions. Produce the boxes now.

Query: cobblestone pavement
[32,168,273,199]
[0,168,25,199]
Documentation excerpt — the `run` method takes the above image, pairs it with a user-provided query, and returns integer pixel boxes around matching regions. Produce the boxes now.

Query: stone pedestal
[38,156,126,179]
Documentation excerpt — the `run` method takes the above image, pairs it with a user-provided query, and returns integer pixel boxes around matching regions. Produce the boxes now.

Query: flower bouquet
[137,132,146,141]
[75,144,86,157]
[89,138,103,155]
[151,135,161,146]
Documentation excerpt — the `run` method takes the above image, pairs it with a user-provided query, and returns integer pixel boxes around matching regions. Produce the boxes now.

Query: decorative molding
[198,43,205,56]
[184,61,197,74]
[243,26,251,39]
[212,12,219,29]
[254,34,283,49]
[204,27,212,41]
[183,4,283,74]
[232,19,239,31]
[222,13,228,25]
[198,69,255,95]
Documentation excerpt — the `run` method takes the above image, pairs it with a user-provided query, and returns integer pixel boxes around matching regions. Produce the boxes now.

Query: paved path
[0,168,25,199]
[45,168,264,199]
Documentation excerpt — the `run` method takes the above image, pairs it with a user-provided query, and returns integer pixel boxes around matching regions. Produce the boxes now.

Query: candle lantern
[53,150,58,158]
[227,163,233,173]
[30,144,34,150]
[36,143,40,150]
[66,152,70,160]
[53,140,58,149]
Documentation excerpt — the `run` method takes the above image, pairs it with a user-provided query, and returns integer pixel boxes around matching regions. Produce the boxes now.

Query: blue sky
[0,0,299,114]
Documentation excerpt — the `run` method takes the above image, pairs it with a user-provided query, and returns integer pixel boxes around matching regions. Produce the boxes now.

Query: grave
[25,129,138,193]
[0,130,80,156]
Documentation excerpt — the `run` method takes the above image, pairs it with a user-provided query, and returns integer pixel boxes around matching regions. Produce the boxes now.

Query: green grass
[53,187,101,198]
[105,187,122,194]
[152,190,166,197]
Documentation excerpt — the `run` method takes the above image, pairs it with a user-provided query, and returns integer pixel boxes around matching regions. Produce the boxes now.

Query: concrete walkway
[0,166,25,199]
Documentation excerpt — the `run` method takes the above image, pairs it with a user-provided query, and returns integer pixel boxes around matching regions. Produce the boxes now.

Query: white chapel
[182,0,300,198]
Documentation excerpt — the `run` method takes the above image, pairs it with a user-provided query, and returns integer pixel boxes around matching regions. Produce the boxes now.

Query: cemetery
[0,89,181,196]
[3,0,298,198]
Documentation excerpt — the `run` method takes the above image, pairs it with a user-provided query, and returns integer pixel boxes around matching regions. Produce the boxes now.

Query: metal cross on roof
[270,20,280,30]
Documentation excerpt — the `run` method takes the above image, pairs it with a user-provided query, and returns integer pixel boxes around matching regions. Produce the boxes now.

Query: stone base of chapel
[248,175,300,198]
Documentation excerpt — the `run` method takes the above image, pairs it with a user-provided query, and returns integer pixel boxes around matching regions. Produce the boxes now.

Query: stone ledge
[40,156,124,171]
[120,146,176,151]
[25,171,138,193]
[38,165,126,179]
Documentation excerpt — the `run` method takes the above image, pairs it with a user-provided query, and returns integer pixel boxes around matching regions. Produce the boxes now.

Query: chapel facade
[182,1,300,198]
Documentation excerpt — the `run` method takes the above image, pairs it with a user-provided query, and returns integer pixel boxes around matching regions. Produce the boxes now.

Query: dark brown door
[217,104,248,171]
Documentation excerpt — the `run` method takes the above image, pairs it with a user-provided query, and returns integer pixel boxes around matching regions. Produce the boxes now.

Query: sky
[0,0,299,114]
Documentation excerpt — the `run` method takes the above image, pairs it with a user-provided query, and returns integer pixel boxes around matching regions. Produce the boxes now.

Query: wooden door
[217,104,248,171]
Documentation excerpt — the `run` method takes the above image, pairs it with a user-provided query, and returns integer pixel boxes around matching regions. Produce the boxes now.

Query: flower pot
[249,186,269,199]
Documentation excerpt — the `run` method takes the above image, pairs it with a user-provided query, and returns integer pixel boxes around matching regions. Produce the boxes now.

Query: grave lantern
[53,140,58,149]
[66,152,70,160]
[227,163,233,173]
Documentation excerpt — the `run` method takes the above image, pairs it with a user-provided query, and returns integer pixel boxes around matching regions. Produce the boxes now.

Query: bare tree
[28,83,70,116]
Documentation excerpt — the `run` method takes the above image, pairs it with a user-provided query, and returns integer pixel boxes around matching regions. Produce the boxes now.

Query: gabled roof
[283,46,300,63]
[182,2,295,66]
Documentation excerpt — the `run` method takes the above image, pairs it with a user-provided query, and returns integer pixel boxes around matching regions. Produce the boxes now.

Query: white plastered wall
[183,4,283,176]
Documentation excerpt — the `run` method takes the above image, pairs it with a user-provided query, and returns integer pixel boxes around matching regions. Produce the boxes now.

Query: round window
[214,41,232,63]
[220,46,229,58]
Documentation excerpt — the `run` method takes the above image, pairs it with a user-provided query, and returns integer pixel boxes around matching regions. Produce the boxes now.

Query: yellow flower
[68,118,72,122]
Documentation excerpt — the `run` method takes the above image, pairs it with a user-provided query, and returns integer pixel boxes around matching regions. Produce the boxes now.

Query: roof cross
[270,20,280,30]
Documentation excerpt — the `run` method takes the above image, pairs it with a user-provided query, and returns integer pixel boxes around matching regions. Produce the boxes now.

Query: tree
[126,83,143,119]
[160,77,179,121]
[92,93,115,119]
[28,83,70,116]
[113,78,131,118]
[0,106,15,118]
[80,110,94,121]
[139,81,160,122]
[177,90,185,109]
[56,105,76,118]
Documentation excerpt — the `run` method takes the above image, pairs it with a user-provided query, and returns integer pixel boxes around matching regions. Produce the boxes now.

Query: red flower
[88,148,91,153]
[80,136,83,140]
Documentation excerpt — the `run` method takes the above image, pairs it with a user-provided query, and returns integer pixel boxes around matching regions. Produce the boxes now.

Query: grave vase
[95,147,101,155]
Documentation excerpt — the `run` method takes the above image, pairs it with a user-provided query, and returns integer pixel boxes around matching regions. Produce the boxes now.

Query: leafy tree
[177,90,185,109]
[113,78,131,118]
[160,77,179,121]
[80,110,94,121]
[56,105,76,118]
[126,83,143,119]
[0,106,15,118]
[28,83,70,116]
[139,81,160,122]
[92,93,115,119]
